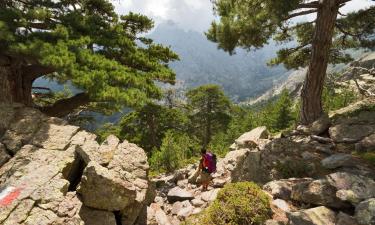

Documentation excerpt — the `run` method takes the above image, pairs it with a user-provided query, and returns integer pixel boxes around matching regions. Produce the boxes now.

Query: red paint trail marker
[0,186,22,207]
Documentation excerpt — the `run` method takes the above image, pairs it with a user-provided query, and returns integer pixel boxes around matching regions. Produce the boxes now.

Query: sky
[113,0,375,32]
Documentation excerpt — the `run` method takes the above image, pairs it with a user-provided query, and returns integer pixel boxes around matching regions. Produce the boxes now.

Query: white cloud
[113,0,374,32]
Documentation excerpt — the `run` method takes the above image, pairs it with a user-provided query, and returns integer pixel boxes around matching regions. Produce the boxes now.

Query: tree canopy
[0,0,178,116]
[207,0,375,124]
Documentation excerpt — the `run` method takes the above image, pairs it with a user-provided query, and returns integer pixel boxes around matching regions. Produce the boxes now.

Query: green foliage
[353,152,375,167]
[149,131,200,173]
[208,0,374,69]
[1,0,178,112]
[322,80,358,112]
[184,182,271,225]
[275,159,310,178]
[187,85,232,147]
[118,102,188,153]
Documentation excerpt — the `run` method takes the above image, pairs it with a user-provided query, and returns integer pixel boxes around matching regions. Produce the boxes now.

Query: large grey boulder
[321,154,355,169]
[336,212,359,225]
[263,178,313,200]
[298,113,331,135]
[287,206,337,225]
[355,198,375,225]
[167,187,194,203]
[355,133,375,151]
[0,105,152,225]
[235,126,269,148]
[291,179,350,209]
[329,110,375,143]
[78,161,136,211]
[326,172,375,205]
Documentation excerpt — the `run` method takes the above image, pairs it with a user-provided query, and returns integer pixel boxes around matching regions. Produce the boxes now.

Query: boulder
[98,135,120,165]
[78,161,136,211]
[329,110,375,143]
[79,206,117,225]
[200,188,220,203]
[355,198,375,225]
[263,178,313,200]
[32,123,79,150]
[235,126,269,148]
[291,179,349,209]
[148,203,172,225]
[171,200,192,215]
[176,204,195,220]
[167,187,194,203]
[272,199,291,212]
[287,206,337,225]
[321,154,355,169]
[326,172,375,205]
[298,113,331,135]
[336,212,359,225]
[0,143,11,166]
[191,198,205,207]
[355,133,375,151]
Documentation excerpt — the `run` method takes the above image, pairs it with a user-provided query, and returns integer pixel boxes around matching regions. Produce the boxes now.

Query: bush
[184,182,271,225]
[149,130,200,173]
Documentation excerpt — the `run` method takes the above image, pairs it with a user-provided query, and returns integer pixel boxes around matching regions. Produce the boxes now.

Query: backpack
[203,152,217,173]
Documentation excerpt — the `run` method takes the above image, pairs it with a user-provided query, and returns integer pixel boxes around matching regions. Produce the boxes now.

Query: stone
[272,199,290,212]
[212,178,227,188]
[171,200,191,215]
[98,135,120,165]
[167,187,194,203]
[301,151,318,161]
[79,206,117,225]
[355,133,375,151]
[0,143,11,167]
[321,154,355,169]
[287,206,337,225]
[355,198,375,225]
[200,188,220,202]
[1,107,44,153]
[336,212,359,225]
[148,203,172,225]
[32,123,80,150]
[326,172,375,205]
[263,178,313,200]
[291,179,349,209]
[310,135,332,144]
[78,161,136,211]
[72,131,101,164]
[297,114,331,135]
[265,219,285,225]
[176,204,195,220]
[329,113,375,143]
[235,126,269,148]
[191,198,205,207]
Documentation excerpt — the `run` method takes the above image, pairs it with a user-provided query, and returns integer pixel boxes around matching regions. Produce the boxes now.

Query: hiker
[198,148,216,191]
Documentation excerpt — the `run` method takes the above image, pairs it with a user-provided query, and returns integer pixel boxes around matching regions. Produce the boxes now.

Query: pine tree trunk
[0,56,33,106]
[300,0,339,125]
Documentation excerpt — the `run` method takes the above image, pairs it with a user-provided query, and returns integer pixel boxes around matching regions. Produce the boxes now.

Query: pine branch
[285,9,318,21]
[22,65,55,81]
[40,93,90,117]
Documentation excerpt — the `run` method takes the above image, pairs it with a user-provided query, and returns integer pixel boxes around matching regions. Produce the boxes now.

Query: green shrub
[353,152,375,166]
[275,159,310,178]
[149,130,200,173]
[184,182,271,225]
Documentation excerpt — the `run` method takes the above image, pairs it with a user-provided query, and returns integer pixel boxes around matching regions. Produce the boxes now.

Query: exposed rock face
[321,153,355,169]
[355,198,375,225]
[234,126,269,148]
[167,187,194,203]
[0,104,153,225]
[287,206,337,225]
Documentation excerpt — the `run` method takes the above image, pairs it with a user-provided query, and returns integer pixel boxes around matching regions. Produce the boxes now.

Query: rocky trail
[0,98,375,225]
[148,97,375,225]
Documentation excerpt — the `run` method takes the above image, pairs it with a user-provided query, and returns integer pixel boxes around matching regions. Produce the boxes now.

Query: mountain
[149,22,288,102]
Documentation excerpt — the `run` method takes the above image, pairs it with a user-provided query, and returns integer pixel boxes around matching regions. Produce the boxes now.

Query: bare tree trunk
[300,0,339,125]
[0,56,33,106]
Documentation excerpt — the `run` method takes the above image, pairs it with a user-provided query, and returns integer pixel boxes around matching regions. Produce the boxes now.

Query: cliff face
[0,104,154,225]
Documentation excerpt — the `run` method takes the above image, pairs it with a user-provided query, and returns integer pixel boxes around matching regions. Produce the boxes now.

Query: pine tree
[0,1,178,117]
[207,0,375,124]
[186,85,232,148]
[272,89,294,131]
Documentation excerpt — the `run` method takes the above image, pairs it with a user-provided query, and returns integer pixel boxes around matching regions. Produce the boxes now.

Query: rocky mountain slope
[147,97,375,225]
[244,51,375,106]
[149,22,288,102]
[0,105,154,225]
